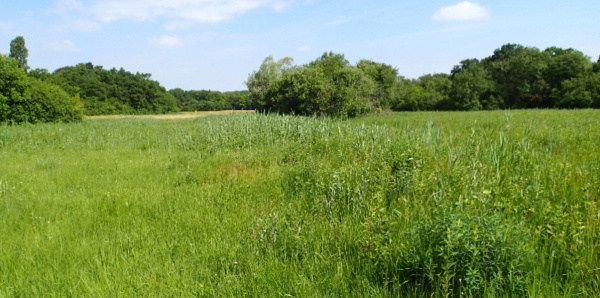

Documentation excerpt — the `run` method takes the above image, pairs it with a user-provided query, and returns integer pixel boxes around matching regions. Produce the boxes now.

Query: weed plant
[0,110,599,296]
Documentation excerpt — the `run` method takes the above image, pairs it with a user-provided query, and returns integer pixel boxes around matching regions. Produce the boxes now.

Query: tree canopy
[0,54,83,123]
[392,44,599,111]
[39,63,179,115]
[247,52,384,118]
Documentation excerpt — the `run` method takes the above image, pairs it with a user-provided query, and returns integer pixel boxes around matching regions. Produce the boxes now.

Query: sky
[1,0,599,91]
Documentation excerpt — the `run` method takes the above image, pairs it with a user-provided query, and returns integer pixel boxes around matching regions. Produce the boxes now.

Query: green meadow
[1,110,599,296]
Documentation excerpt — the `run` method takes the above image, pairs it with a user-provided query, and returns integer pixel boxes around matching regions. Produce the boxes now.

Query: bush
[28,79,84,122]
[0,54,83,123]
[248,53,376,118]
[363,208,534,296]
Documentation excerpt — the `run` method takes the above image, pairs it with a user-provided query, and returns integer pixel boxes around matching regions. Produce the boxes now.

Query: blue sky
[1,0,599,91]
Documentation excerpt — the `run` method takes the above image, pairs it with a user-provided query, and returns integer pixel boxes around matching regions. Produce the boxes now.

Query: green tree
[483,44,550,108]
[543,47,592,104]
[307,52,374,116]
[391,74,452,111]
[252,52,375,118]
[9,36,29,72]
[357,59,398,110]
[552,72,600,108]
[391,78,420,111]
[265,66,327,115]
[246,55,294,111]
[418,73,453,110]
[224,90,250,110]
[449,59,492,111]
[0,54,83,123]
[309,52,350,73]
[266,63,373,117]
[51,63,178,115]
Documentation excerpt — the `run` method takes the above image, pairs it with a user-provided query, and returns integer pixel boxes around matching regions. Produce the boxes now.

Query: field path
[86,110,254,120]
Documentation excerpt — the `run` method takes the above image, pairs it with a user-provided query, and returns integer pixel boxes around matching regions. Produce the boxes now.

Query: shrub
[368,209,535,296]
[248,53,376,118]
[0,54,83,123]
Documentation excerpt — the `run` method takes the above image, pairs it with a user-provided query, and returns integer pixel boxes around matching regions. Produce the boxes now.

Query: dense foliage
[247,53,397,118]
[32,63,180,116]
[394,44,600,111]
[33,62,247,115]
[169,88,249,111]
[249,44,599,115]
[0,54,83,123]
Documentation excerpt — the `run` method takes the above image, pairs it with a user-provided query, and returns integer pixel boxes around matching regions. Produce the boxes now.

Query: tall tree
[543,47,592,92]
[449,59,492,111]
[249,52,375,118]
[483,44,550,108]
[357,60,398,110]
[9,36,29,72]
[245,55,294,111]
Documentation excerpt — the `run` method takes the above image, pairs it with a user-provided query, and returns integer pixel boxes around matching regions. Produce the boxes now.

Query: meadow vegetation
[1,110,599,296]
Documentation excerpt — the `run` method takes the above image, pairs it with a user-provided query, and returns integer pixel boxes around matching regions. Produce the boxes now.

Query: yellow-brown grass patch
[86,110,254,120]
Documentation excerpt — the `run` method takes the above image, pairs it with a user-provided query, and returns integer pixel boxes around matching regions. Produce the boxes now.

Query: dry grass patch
[87,110,254,120]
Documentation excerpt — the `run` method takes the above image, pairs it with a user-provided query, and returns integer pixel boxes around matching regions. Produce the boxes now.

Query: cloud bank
[433,1,490,21]
[48,40,80,52]
[52,0,290,29]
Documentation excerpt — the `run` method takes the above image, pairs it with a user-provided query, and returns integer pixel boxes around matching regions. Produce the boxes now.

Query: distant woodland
[2,36,599,123]
[248,44,600,117]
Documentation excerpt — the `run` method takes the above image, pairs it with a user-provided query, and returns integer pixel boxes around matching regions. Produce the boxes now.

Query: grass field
[1,110,599,296]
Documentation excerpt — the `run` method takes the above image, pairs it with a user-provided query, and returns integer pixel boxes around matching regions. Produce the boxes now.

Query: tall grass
[0,110,598,296]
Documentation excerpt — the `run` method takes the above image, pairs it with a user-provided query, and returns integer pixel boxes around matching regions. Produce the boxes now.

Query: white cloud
[50,19,102,33]
[89,0,290,26]
[165,20,195,31]
[433,1,490,21]
[49,0,85,15]
[297,45,310,52]
[150,35,183,47]
[48,40,80,52]
[49,1,102,32]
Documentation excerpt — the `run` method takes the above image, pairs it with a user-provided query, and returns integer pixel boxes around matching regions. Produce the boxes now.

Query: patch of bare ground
[86,110,254,120]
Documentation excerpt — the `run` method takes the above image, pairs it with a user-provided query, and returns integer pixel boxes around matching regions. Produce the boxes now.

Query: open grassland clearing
[86,110,254,120]
[1,110,599,296]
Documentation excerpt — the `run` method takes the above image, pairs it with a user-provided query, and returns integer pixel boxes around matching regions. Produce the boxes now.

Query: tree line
[247,44,600,117]
[1,36,248,123]
[168,89,249,112]
[396,44,600,111]
[2,35,600,123]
